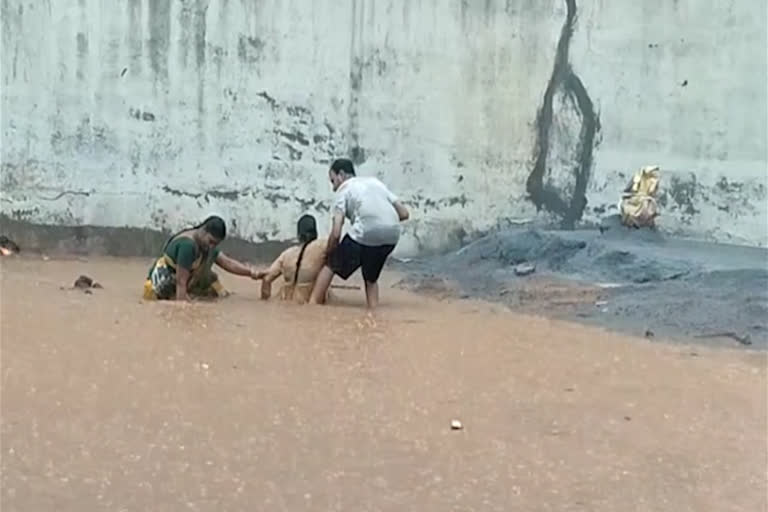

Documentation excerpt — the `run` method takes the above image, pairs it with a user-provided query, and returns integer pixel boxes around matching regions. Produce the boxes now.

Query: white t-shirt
[333,176,401,246]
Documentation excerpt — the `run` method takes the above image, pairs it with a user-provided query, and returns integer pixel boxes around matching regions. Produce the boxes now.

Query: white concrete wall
[2,0,766,254]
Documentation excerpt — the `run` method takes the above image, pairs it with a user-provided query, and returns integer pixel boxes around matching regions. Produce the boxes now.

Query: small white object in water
[451,419,463,430]
[514,263,536,276]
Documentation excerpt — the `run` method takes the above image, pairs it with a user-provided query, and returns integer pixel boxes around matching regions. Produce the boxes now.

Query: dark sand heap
[396,226,768,349]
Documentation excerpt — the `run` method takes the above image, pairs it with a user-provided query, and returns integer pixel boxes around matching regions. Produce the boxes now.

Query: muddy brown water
[1,257,766,511]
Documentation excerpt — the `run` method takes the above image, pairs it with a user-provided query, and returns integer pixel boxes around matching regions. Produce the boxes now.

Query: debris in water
[74,275,95,289]
[0,236,20,256]
[74,275,93,288]
[694,331,752,346]
[450,419,463,430]
[514,263,536,276]
[70,275,103,292]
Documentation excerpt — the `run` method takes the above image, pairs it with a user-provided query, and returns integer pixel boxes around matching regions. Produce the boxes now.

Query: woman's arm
[173,240,197,301]
[215,252,257,277]
[176,267,191,301]
[259,253,285,300]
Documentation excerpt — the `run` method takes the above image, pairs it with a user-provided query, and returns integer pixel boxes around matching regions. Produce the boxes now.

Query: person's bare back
[260,237,328,303]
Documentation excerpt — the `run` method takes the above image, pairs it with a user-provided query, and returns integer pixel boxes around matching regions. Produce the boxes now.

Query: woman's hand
[216,252,261,278]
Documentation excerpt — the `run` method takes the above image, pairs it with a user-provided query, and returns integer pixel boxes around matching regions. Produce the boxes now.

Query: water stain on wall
[347,0,366,165]
[75,32,88,80]
[148,0,171,82]
[127,0,143,76]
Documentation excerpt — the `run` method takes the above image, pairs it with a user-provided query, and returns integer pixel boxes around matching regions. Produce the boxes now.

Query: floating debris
[66,275,103,292]
[0,236,20,256]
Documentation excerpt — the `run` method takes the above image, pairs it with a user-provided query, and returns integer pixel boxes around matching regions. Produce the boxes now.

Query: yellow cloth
[141,276,228,300]
[620,165,661,228]
[142,279,157,300]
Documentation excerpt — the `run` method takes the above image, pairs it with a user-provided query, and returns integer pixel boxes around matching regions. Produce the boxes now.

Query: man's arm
[326,211,345,256]
[392,200,409,221]
[376,179,409,222]
[259,253,285,300]
[215,252,257,277]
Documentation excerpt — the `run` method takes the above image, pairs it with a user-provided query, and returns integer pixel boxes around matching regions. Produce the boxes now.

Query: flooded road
[1,257,765,511]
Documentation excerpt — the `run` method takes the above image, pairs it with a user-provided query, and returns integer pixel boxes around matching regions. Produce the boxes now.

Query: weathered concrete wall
[1,0,766,255]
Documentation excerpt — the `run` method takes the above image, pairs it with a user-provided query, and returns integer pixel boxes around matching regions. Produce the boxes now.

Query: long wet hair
[163,215,227,253]
[293,214,318,286]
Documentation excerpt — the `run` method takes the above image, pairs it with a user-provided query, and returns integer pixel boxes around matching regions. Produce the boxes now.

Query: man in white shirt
[309,158,410,309]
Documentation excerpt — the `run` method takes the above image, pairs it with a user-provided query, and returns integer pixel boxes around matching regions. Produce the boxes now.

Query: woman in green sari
[143,215,258,301]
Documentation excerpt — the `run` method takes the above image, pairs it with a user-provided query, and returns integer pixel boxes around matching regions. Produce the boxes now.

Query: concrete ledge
[0,215,290,263]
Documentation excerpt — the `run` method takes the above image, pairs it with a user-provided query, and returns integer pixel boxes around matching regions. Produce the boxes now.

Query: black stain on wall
[129,108,155,122]
[527,0,599,229]
[237,35,266,64]
[276,129,310,146]
[660,173,700,216]
[257,91,278,109]
[408,193,470,212]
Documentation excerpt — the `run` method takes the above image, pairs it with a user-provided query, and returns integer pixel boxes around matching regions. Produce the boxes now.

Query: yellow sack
[620,165,661,228]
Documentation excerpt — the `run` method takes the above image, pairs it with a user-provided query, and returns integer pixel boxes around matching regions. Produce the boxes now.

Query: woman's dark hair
[197,215,227,241]
[293,214,318,287]
[297,214,317,243]
[162,215,227,254]
[330,158,355,176]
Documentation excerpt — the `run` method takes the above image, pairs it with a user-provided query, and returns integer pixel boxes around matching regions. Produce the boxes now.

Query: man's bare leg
[309,266,334,304]
[364,280,379,310]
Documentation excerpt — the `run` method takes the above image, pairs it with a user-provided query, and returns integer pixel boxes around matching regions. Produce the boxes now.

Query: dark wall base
[0,215,290,263]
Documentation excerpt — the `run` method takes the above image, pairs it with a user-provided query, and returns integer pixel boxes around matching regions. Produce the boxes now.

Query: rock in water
[514,263,536,276]
[73,275,94,289]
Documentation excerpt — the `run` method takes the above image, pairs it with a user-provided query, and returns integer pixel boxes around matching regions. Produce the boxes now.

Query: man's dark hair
[330,158,356,176]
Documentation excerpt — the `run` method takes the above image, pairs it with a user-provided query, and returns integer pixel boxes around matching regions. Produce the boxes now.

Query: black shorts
[329,234,395,283]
